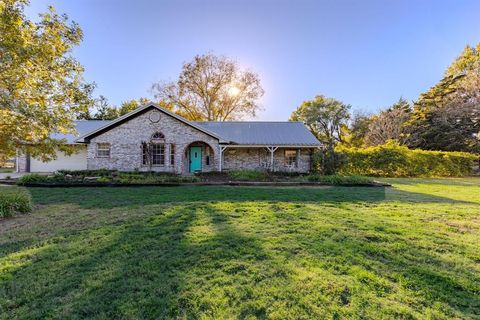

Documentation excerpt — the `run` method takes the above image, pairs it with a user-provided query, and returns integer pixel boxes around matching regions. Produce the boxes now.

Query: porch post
[219,145,227,172]
[266,146,278,172]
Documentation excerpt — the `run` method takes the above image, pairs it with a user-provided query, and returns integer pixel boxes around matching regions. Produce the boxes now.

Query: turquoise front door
[189,147,202,172]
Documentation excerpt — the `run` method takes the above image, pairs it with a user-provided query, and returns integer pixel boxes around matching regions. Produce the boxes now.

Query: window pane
[152,144,165,165]
[285,150,297,166]
[170,144,175,165]
[97,143,110,157]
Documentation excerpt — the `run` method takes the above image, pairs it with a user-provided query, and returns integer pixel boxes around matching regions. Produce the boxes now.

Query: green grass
[1,178,479,319]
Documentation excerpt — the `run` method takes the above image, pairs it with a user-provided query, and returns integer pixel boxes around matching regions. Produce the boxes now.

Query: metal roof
[194,121,321,146]
[52,120,110,144]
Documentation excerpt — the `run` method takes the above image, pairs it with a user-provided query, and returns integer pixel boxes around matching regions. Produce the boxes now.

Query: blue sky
[26,0,480,120]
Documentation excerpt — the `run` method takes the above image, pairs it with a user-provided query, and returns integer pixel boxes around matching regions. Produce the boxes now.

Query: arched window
[151,132,165,140]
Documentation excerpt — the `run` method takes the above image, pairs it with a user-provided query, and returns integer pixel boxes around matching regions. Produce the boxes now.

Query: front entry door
[189,147,202,172]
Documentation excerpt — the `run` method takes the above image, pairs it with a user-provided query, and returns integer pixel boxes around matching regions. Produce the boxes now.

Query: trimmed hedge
[0,187,33,218]
[336,142,477,177]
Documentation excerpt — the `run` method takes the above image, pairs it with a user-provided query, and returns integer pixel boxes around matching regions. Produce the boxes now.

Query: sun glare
[228,86,240,96]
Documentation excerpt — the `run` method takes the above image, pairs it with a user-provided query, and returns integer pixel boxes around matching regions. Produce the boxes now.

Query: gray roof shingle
[52,120,110,144]
[194,121,321,146]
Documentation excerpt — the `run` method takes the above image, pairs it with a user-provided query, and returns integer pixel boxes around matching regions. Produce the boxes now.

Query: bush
[57,169,115,177]
[228,170,269,181]
[311,148,347,175]
[117,172,199,184]
[0,187,33,218]
[16,173,66,185]
[336,141,477,177]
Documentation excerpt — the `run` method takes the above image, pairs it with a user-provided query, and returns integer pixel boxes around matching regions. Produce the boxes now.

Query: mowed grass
[0,179,479,319]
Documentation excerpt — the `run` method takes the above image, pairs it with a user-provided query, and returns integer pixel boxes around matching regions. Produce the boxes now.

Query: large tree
[290,95,351,148]
[151,53,264,121]
[405,44,480,152]
[290,95,350,174]
[0,0,94,161]
[364,98,411,146]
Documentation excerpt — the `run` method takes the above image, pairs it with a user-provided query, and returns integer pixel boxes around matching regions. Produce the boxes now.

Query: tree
[405,43,480,152]
[290,95,350,174]
[364,98,411,146]
[151,53,264,121]
[290,95,351,146]
[78,96,151,120]
[343,111,374,147]
[0,0,94,161]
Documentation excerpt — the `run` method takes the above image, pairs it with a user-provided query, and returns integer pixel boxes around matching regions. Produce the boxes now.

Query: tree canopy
[78,96,151,120]
[0,0,94,161]
[290,95,350,148]
[151,53,264,121]
[404,43,480,152]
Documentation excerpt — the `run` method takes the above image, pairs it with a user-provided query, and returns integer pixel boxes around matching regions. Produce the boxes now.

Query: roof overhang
[219,144,322,148]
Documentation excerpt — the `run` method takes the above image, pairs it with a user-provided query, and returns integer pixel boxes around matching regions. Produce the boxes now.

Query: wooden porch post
[266,146,278,172]
[219,146,227,172]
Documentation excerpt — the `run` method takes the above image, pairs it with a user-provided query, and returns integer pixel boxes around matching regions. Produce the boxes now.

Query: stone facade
[222,147,312,173]
[87,109,220,174]
[15,108,315,174]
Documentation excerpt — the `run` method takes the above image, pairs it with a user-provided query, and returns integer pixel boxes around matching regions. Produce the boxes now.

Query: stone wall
[87,109,220,174]
[222,147,313,173]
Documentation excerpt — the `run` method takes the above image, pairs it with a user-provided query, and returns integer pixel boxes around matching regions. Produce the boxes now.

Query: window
[170,144,175,165]
[151,132,165,140]
[285,150,297,167]
[142,143,165,166]
[96,143,110,157]
[152,144,165,165]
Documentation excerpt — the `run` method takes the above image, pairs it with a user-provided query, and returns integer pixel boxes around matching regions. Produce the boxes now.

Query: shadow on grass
[28,185,478,209]
[1,201,479,318]
[0,203,274,318]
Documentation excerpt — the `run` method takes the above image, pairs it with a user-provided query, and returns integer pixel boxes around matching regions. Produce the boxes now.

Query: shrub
[16,173,67,185]
[336,141,477,177]
[0,187,33,218]
[118,172,199,184]
[228,170,269,181]
[312,148,347,175]
[57,169,115,177]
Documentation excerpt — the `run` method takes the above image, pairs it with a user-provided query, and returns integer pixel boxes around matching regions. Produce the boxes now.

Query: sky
[26,0,480,120]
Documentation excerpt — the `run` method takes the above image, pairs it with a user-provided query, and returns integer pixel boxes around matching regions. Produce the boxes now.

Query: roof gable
[75,104,225,143]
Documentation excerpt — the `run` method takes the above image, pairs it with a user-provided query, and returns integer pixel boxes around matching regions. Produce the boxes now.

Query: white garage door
[30,147,88,172]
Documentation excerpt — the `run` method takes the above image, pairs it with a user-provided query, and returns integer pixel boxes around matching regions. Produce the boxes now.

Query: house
[16,104,321,174]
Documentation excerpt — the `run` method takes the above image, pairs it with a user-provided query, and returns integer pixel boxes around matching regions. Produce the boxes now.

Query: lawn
[0,178,479,319]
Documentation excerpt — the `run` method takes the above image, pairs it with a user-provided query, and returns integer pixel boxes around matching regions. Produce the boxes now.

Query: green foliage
[0,0,94,161]
[17,170,199,185]
[16,173,67,185]
[57,169,115,177]
[405,43,480,153]
[290,95,350,147]
[311,148,347,175]
[228,170,269,181]
[117,172,199,184]
[0,187,32,217]
[78,96,151,120]
[336,141,477,177]
[304,175,374,185]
